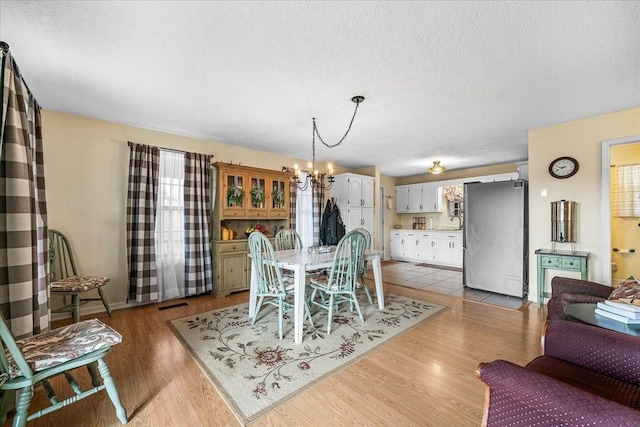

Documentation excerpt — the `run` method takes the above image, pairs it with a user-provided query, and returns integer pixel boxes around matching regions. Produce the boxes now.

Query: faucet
[451,215,463,230]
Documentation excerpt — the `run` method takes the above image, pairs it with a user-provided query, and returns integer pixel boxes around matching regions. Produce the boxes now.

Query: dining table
[248,247,385,344]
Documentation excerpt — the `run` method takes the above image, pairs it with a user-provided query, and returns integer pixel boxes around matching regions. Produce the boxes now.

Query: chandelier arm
[313,97,362,149]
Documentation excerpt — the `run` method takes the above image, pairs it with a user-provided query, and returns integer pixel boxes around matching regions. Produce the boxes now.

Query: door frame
[600,135,640,285]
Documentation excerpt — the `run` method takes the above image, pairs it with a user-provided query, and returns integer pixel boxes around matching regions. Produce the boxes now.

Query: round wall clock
[548,156,579,179]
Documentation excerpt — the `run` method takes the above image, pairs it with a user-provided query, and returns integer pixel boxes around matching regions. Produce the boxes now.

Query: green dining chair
[0,312,127,426]
[248,232,314,339]
[309,230,367,334]
[274,228,302,251]
[352,227,374,305]
[49,229,113,322]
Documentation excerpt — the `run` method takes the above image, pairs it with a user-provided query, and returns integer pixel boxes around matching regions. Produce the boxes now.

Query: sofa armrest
[477,359,640,425]
[544,320,640,386]
[550,276,613,299]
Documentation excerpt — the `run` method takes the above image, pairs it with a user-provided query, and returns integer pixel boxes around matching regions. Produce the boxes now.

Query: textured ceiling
[1,1,639,177]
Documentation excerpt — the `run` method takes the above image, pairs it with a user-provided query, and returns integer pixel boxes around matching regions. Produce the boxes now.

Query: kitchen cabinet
[330,173,375,237]
[395,183,443,213]
[217,163,291,221]
[212,240,251,297]
[434,233,463,266]
[390,229,462,268]
[390,231,405,256]
[395,186,410,213]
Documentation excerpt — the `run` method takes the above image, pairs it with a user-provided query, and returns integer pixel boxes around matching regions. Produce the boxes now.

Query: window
[155,150,185,300]
[296,183,314,248]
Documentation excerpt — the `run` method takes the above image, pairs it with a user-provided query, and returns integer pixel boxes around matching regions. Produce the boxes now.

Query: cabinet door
[422,183,443,212]
[221,171,247,217]
[348,177,363,206]
[329,175,349,207]
[247,174,268,217]
[396,187,410,213]
[360,207,374,236]
[416,233,436,261]
[408,185,423,212]
[404,232,418,259]
[219,252,247,291]
[434,239,453,265]
[450,238,463,267]
[346,207,362,233]
[361,177,375,208]
[268,176,288,218]
[390,232,404,258]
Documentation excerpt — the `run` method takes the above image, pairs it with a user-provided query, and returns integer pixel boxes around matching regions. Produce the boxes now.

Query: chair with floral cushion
[248,231,313,339]
[274,228,302,251]
[309,230,367,334]
[0,312,127,426]
[49,229,113,322]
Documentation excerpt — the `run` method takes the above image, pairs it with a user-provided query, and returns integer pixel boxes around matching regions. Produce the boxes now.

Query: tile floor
[381,261,529,310]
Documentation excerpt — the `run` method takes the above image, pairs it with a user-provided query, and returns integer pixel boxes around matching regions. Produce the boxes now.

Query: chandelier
[285,96,365,191]
[428,161,446,174]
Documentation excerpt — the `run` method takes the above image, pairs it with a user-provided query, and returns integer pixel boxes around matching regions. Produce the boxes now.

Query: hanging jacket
[320,199,346,246]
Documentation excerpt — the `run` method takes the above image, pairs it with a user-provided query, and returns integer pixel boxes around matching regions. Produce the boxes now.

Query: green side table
[535,249,590,308]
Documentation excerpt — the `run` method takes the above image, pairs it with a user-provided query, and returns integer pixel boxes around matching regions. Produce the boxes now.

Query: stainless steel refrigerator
[463,180,528,297]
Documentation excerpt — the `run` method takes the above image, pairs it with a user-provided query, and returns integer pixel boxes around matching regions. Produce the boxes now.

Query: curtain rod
[127,141,214,159]
[611,162,640,167]
[0,41,35,99]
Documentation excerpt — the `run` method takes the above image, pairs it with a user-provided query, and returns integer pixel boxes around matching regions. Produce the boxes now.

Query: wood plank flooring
[5,281,547,427]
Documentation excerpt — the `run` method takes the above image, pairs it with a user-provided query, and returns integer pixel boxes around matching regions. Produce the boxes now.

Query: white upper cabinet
[396,183,442,213]
[395,186,410,213]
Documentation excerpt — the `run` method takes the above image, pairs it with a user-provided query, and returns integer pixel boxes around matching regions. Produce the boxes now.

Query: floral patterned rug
[167,294,446,425]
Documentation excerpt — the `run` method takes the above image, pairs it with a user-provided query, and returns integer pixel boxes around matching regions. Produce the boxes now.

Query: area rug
[167,294,445,425]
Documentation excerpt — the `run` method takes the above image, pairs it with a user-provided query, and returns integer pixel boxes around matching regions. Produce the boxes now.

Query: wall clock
[548,156,579,179]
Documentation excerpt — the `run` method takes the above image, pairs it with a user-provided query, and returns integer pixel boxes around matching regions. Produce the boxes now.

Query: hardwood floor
[7,281,547,427]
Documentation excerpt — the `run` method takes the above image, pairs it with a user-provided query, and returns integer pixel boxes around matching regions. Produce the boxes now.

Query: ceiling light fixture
[285,96,365,191]
[428,161,446,174]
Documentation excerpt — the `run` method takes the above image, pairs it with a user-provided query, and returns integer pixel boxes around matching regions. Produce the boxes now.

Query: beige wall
[611,143,640,281]
[528,107,640,302]
[42,110,350,313]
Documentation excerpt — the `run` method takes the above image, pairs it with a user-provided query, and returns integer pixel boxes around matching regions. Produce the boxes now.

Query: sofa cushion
[527,356,640,411]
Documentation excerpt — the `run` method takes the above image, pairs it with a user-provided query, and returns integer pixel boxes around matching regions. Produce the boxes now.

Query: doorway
[601,136,640,286]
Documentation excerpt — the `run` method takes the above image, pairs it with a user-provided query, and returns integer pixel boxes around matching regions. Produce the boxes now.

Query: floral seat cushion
[5,319,122,378]
[50,276,110,292]
[310,275,361,291]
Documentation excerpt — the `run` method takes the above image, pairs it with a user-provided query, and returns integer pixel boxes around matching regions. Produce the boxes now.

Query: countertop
[393,228,463,233]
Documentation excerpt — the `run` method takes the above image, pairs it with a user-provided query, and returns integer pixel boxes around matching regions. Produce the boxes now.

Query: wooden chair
[309,230,367,334]
[0,312,127,426]
[274,228,302,251]
[248,232,313,339]
[49,229,112,322]
[352,227,374,305]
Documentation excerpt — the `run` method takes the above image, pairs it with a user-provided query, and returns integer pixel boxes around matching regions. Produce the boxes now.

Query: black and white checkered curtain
[0,49,49,338]
[312,176,326,245]
[184,152,213,295]
[126,143,160,302]
[289,178,297,230]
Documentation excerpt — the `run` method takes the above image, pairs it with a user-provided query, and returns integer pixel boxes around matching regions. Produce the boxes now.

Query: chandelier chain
[312,96,363,149]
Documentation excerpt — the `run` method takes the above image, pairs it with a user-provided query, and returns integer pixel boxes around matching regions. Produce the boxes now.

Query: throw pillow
[609,276,640,300]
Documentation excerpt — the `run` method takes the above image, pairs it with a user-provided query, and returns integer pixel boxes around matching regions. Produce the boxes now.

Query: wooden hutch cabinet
[212,163,292,297]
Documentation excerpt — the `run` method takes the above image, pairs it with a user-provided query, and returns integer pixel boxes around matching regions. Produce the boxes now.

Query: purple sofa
[546,276,613,321]
[477,320,640,426]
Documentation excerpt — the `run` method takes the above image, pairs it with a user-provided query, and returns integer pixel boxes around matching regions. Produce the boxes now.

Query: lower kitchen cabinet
[390,229,463,268]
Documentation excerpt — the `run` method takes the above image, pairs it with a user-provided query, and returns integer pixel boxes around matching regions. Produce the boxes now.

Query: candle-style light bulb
[327,162,334,175]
